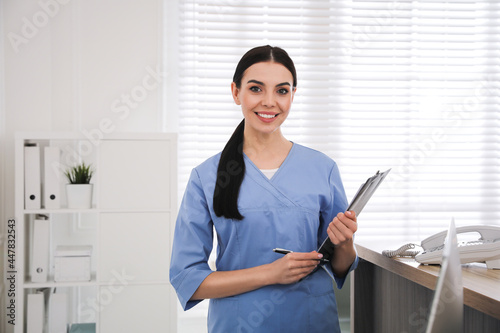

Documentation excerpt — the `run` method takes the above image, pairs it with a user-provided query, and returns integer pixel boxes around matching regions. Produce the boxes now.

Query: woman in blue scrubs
[170,45,359,332]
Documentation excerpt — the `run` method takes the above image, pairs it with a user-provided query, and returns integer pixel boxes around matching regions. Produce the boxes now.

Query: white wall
[1,1,173,331]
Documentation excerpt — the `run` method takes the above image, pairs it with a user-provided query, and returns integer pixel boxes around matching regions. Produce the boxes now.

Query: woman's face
[231,61,295,136]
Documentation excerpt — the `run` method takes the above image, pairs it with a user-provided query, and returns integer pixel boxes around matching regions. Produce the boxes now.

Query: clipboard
[317,168,391,261]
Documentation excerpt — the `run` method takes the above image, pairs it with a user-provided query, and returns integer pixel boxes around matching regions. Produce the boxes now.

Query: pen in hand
[273,248,329,263]
[273,248,293,255]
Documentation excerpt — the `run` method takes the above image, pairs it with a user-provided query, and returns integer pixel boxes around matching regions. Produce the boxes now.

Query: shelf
[23,273,98,289]
[24,207,99,214]
[23,208,172,214]
[15,132,178,333]
[23,277,173,290]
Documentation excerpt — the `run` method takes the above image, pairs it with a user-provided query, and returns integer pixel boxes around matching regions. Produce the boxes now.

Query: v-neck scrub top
[170,143,359,333]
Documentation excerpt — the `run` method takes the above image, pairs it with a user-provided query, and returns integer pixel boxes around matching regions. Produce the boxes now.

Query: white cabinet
[99,212,171,282]
[14,132,177,333]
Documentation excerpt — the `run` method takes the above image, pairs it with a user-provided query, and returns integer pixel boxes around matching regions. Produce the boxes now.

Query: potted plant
[64,162,94,209]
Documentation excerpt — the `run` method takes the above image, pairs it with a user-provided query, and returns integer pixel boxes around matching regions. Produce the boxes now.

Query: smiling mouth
[255,112,278,119]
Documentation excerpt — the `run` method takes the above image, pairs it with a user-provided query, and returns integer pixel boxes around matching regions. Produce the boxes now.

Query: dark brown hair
[213,45,297,220]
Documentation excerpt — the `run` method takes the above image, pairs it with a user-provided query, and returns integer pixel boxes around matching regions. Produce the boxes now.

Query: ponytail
[213,45,296,220]
[213,119,246,220]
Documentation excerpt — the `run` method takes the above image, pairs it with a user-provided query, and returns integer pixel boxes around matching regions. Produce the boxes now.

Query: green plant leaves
[65,162,94,184]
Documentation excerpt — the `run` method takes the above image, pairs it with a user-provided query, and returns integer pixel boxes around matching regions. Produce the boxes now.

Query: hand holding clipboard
[317,168,392,261]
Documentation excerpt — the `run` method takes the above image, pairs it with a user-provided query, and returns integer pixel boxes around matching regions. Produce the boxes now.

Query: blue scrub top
[170,143,359,333]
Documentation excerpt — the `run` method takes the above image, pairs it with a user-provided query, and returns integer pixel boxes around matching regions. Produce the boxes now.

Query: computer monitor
[425,218,463,333]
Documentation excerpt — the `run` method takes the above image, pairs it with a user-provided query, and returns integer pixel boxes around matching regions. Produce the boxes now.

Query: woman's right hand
[269,251,323,284]
[190,251,323,301]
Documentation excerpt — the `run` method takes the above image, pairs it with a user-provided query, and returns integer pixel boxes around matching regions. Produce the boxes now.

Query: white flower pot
[66,184,93,209]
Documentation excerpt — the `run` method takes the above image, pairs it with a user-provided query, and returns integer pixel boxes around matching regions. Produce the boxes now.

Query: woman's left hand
[327,210,357,248]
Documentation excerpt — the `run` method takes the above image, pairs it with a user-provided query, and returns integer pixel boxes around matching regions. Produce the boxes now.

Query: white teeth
[257,113,276,119]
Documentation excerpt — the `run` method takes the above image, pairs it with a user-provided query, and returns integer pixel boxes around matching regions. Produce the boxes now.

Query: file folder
[43,147,61,209]
[318,169,391,260]
[25,145,41,209]
[31,216,50,283]
[48,293,67,333]
[26,293,44,333]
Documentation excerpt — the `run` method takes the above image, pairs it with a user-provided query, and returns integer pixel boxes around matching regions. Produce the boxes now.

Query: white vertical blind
[177,0,500,243]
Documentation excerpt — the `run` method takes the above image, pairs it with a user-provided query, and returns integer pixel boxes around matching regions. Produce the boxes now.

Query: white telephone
[383,225,500,269]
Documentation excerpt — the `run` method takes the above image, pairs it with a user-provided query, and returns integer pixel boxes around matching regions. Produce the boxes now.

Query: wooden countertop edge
[355,243,500,320]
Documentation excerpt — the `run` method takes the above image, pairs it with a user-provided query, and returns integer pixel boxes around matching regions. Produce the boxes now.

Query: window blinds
[177,0,500,243]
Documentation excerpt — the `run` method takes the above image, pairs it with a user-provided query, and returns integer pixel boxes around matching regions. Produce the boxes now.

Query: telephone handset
[383,225,500,269]
[416,225,500,269]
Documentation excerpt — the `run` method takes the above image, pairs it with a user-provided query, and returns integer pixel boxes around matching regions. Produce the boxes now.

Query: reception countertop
[355,242,500,320]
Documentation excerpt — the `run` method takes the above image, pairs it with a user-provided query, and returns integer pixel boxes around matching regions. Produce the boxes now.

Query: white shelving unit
[14,132,177,333]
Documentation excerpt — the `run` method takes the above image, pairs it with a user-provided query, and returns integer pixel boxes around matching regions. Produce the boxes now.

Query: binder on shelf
[26,293,44,333]
[48,293,68,333]
[31,216,50,283]
[24,144,41,210]
[43,146,61,209]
